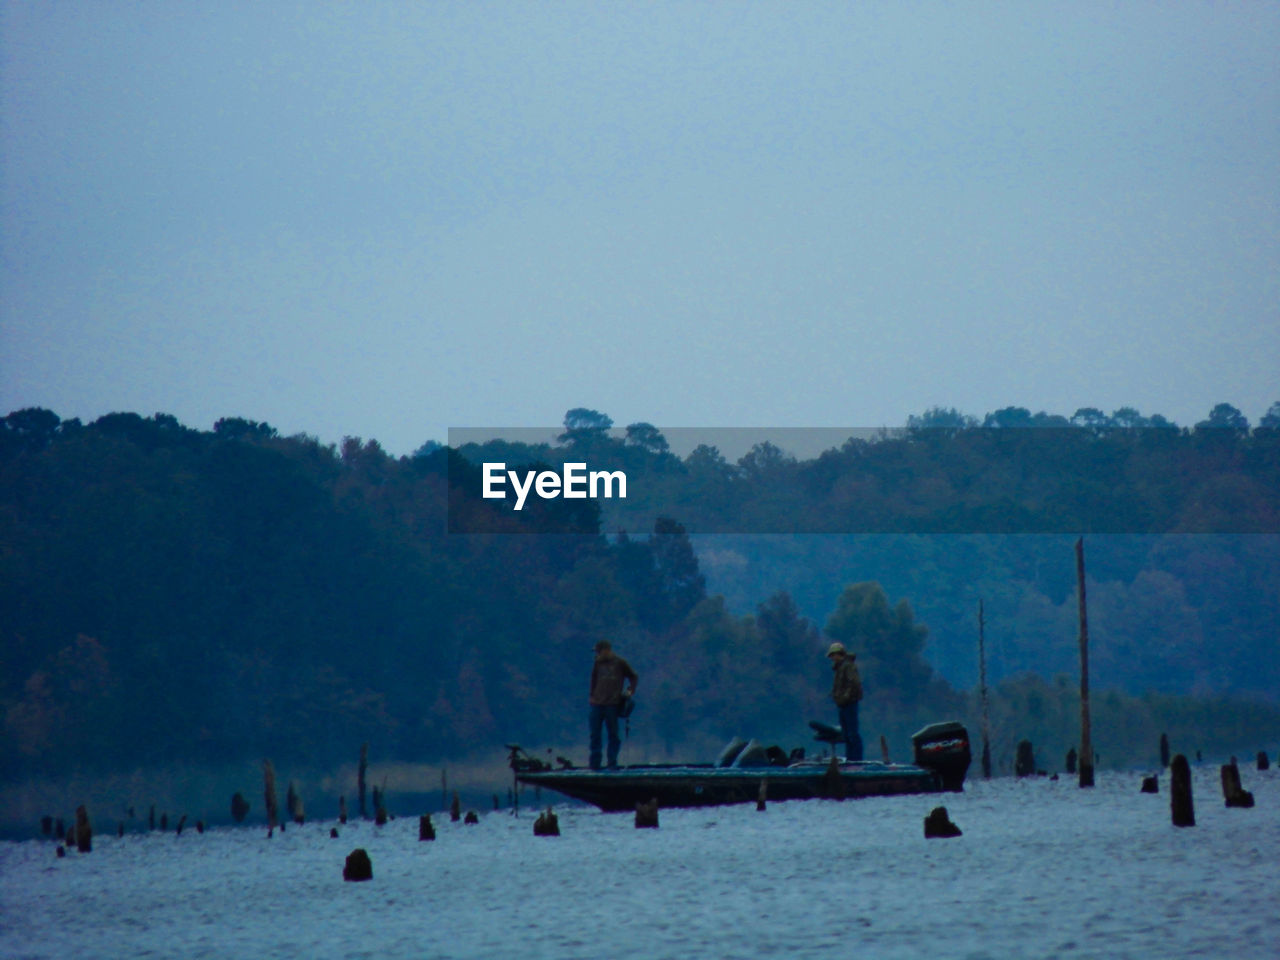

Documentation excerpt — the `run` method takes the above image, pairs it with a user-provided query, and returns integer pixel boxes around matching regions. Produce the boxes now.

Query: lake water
[2,765,1277,959]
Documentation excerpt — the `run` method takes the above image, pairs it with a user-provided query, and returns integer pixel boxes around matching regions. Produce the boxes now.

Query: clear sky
[3,2,1277,455]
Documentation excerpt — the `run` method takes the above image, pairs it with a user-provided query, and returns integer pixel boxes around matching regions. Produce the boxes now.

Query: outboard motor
[912,721,971,791]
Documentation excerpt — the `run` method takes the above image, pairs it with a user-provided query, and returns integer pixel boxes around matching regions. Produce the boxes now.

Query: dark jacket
[831,656,863,707]
[590,652,638,706]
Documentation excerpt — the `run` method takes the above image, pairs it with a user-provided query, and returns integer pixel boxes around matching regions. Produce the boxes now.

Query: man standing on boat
[589,640,638,770]
[827,642,863,761]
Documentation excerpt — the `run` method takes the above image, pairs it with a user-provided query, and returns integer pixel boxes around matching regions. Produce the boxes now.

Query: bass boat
[509,720,971,812]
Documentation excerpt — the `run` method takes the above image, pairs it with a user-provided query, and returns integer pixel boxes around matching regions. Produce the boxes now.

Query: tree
[756,591,820,674]
[558,408,614,444]
[214,417,278,441]
[983,407,1035,429]
[1196,403,1249,434]
[625,422,669,454]
[824,582,934,705]
[650,517,706,623]
[0,408,61,458]
[1258,401,1280,431]
[906,407,977,434]
[1110,407,1149,429]
[1070,408,1109,430]
[737,441,795,481]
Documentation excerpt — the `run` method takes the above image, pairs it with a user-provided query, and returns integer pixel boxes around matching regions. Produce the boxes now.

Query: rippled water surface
[2,767,1278,959]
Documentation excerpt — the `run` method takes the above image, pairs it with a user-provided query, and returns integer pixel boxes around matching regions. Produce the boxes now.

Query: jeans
[838,700,863,762]
[589,704,621,769]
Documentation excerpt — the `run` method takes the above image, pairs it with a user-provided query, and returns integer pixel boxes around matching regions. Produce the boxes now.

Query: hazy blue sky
[3,2,1277,455]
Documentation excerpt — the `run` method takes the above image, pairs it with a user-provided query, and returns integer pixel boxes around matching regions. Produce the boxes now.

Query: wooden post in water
[286,782,304,825]
[74,805,92,853]
[1220,760,1255,808]
[978,599,992,779]
[263,759,279,834]
[880,735,890,764]
[1015,740,1035,777]
[757,779,767,811]
[1170,754,1194,826]
[358,743,369,820]
[634,798,658,829]
[1075,538,1095,788]
[339,795,347,824]
[450,790,461,823]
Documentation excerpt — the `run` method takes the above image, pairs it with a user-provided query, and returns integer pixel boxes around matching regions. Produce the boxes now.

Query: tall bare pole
[1076,537,1095,787]
[978,599,991,779]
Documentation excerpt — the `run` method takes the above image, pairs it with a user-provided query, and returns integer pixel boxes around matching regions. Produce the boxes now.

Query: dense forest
[2,403,1279,796]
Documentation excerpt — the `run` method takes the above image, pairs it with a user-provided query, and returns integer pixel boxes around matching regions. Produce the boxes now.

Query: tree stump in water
[419,814,435,840]
[231,793,249,824]
[262,760,278,832]
[464,811,479,825]
[339,795,348,825]
[74,806,92,853]
[923,807,962,839]
[1140,776,1158,794]
[533,809,560,836]
[451,791,461,823]
[1257,752,1270,772]
[1221,761,1255,808]
[1065,748,1077,774]
[635,798,659,829]
[343,848,373,882]
[1015,740,1035,777]
[330,827,339,839]
[286,782,305,825]
[1170,754,1195,827]
[757,780,767,812]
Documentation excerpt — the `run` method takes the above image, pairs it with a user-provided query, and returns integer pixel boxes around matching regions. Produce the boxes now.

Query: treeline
[2,404,1278,784]
[454,403,1280,534]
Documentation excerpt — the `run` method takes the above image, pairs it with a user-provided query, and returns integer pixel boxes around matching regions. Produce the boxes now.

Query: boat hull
[517,761,941,812]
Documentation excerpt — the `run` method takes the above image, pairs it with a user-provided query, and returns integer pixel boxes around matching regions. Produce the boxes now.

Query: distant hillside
[3,404,1278,787]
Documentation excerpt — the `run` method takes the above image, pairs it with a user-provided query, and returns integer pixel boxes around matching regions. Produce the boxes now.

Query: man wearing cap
[827,642,864,761]
[589,640,638,770]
